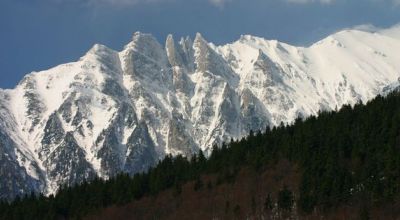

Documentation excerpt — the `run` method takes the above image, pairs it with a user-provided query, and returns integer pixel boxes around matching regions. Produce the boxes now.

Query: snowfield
[0,25,399,199]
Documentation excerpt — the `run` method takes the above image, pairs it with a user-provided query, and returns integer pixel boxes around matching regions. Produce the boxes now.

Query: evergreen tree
[278,185,294,211]
[2,91,400,219]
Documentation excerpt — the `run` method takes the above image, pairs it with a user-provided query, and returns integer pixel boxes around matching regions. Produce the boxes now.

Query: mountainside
[3,88,400,220]
[0,25,400,199]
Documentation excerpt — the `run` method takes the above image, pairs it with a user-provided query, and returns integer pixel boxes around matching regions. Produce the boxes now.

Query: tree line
[1,91,400,219]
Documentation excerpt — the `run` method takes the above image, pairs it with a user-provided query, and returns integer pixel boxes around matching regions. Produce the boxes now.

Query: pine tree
[278,185,294,211]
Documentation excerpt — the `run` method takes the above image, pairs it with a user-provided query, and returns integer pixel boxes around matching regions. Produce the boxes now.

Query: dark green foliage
[277,186,294,210]
[193,178,204,191]
[2,92,400,219]
[173,182,182,197]
[225,201,230,214]
[207,181,213,190]
[264,193,274,211]
[233,204,241,216]
[251,196,257,213]
[359,205,370,220]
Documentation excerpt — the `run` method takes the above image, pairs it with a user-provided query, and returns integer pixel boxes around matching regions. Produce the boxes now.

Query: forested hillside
[2,91,400,219]
[1,26,400,200]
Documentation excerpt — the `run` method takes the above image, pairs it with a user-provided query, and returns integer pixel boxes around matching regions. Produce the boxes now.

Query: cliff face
[1,26,400,199]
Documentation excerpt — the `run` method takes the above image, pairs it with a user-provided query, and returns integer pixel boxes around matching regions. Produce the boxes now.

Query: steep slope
[0,25,400,199]
[4,89,400,220]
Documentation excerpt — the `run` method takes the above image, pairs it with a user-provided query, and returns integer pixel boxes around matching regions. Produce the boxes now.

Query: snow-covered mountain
[1,25,400,199]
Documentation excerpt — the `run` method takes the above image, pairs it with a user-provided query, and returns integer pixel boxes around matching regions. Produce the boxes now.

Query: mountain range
[0,25,400,200]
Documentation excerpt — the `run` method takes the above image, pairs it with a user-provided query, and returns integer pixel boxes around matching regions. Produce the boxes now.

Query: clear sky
[0,0,399,89]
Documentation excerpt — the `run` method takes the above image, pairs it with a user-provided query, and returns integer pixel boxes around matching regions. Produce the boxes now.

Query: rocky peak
[1,26,400,200]
[129,32,167,64]
[179,36,195,71]
[165,34,184,67]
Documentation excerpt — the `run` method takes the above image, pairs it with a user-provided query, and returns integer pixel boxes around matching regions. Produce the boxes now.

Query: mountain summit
[1,26,400,199]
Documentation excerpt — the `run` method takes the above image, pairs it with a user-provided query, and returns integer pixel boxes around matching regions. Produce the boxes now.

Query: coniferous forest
[2,91,400,219]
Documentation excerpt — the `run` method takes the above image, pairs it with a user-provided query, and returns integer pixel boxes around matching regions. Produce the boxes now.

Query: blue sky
[0,0,399,89]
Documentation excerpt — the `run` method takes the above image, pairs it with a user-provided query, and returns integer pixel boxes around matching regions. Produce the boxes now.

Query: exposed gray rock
[0,28,399,199]
[124,122,158,175]
[44,132,96,191]
[0,130,42,200]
